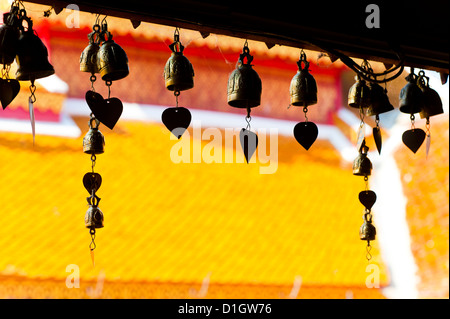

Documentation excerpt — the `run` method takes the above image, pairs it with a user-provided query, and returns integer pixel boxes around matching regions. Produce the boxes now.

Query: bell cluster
[0,4,54,82]
[80,22,129,82]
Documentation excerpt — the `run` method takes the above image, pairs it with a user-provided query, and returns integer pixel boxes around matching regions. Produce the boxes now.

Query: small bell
[289,53,317,107]
[399,70,424,114]
[348,76,371,109]
[15,15,55,81]
[164,32,194,92]
[227,44,262,108]
[0,10,20,66]
[97,24,129,82]
[85,205,104,229]
[417,71,444,119]
[365,83,394,116]
[80,26,100,74]
[360,214,376,241]
[353,142,372,177]
[83,117,105,155]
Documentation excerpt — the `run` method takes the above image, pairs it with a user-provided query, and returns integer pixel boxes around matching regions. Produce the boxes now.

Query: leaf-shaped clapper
[293,121,318,150]
[359,190,377,210]
[161,107,192,139]
[402,129,426,154]
[0,78,20,110]
[85,91,123,130]
[239,128,258,163]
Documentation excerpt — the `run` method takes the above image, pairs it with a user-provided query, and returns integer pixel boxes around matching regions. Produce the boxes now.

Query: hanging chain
[29,80,37,103]
[89,228,96,251]
[105,80,112,99]
[1,64,11,79]
[90,74,97,92]
[366,242,372,262]
[303,106,309,122]
[245,107,252,130]
[174,90,180,108]
[410,114,415,130]
[425,117,431,135]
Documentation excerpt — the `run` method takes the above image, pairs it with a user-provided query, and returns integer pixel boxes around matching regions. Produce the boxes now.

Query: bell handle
[297,59,310,71]
[417,70,429,88]
[363,211,373,223]
[238,48,254,66]
[169,40,185,53]
[18,9,33,32]
[89,117,101,130]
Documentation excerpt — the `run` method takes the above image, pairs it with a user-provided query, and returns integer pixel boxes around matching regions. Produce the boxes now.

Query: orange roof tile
[0,119,388,298]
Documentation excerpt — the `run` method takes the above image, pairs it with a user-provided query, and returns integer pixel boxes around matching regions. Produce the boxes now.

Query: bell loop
[89,116,101,130]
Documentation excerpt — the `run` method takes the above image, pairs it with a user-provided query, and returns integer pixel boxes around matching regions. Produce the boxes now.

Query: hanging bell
[417,71,444,119]
[353,142,372,177]
[399,71,424,114]
[348,76,371,109]
[164,33,194,92]
[289,53,317,107]
[85,205,104,229]
[15,15,55,81]
[0,10,20,66]
[80,26,100,74]
[365,82,394,116]
[359,214,376,241]
[97,24,129,81]
[83,118,105,155]
[227,45,262,108]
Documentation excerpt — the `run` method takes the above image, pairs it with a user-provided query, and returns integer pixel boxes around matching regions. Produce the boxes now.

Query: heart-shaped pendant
[359,190,377,210]
[83,172,102,194]
[85,91,123,130]
[373,126,382,155]
[402,129,426,154]
[293,121,318,150]
[239,128,258,163]
[0,78,21,110]
[161,107,192,139]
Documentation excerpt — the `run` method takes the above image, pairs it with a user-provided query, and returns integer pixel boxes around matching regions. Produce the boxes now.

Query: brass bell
[366,82,394,116]
[85,205,104,229]
[348,76,371,109]
[164,33,194,92]
[0,11,20,65]
[360,214,376,241]
[97,24,129,81]
[417,71,444,119]
[227,45,262,108]
[353,142,372,177]
[289,52,317,107]
[80,26,100,74]
[83,118,105,155]
[15,15,55,81]
[399,71,424,114]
